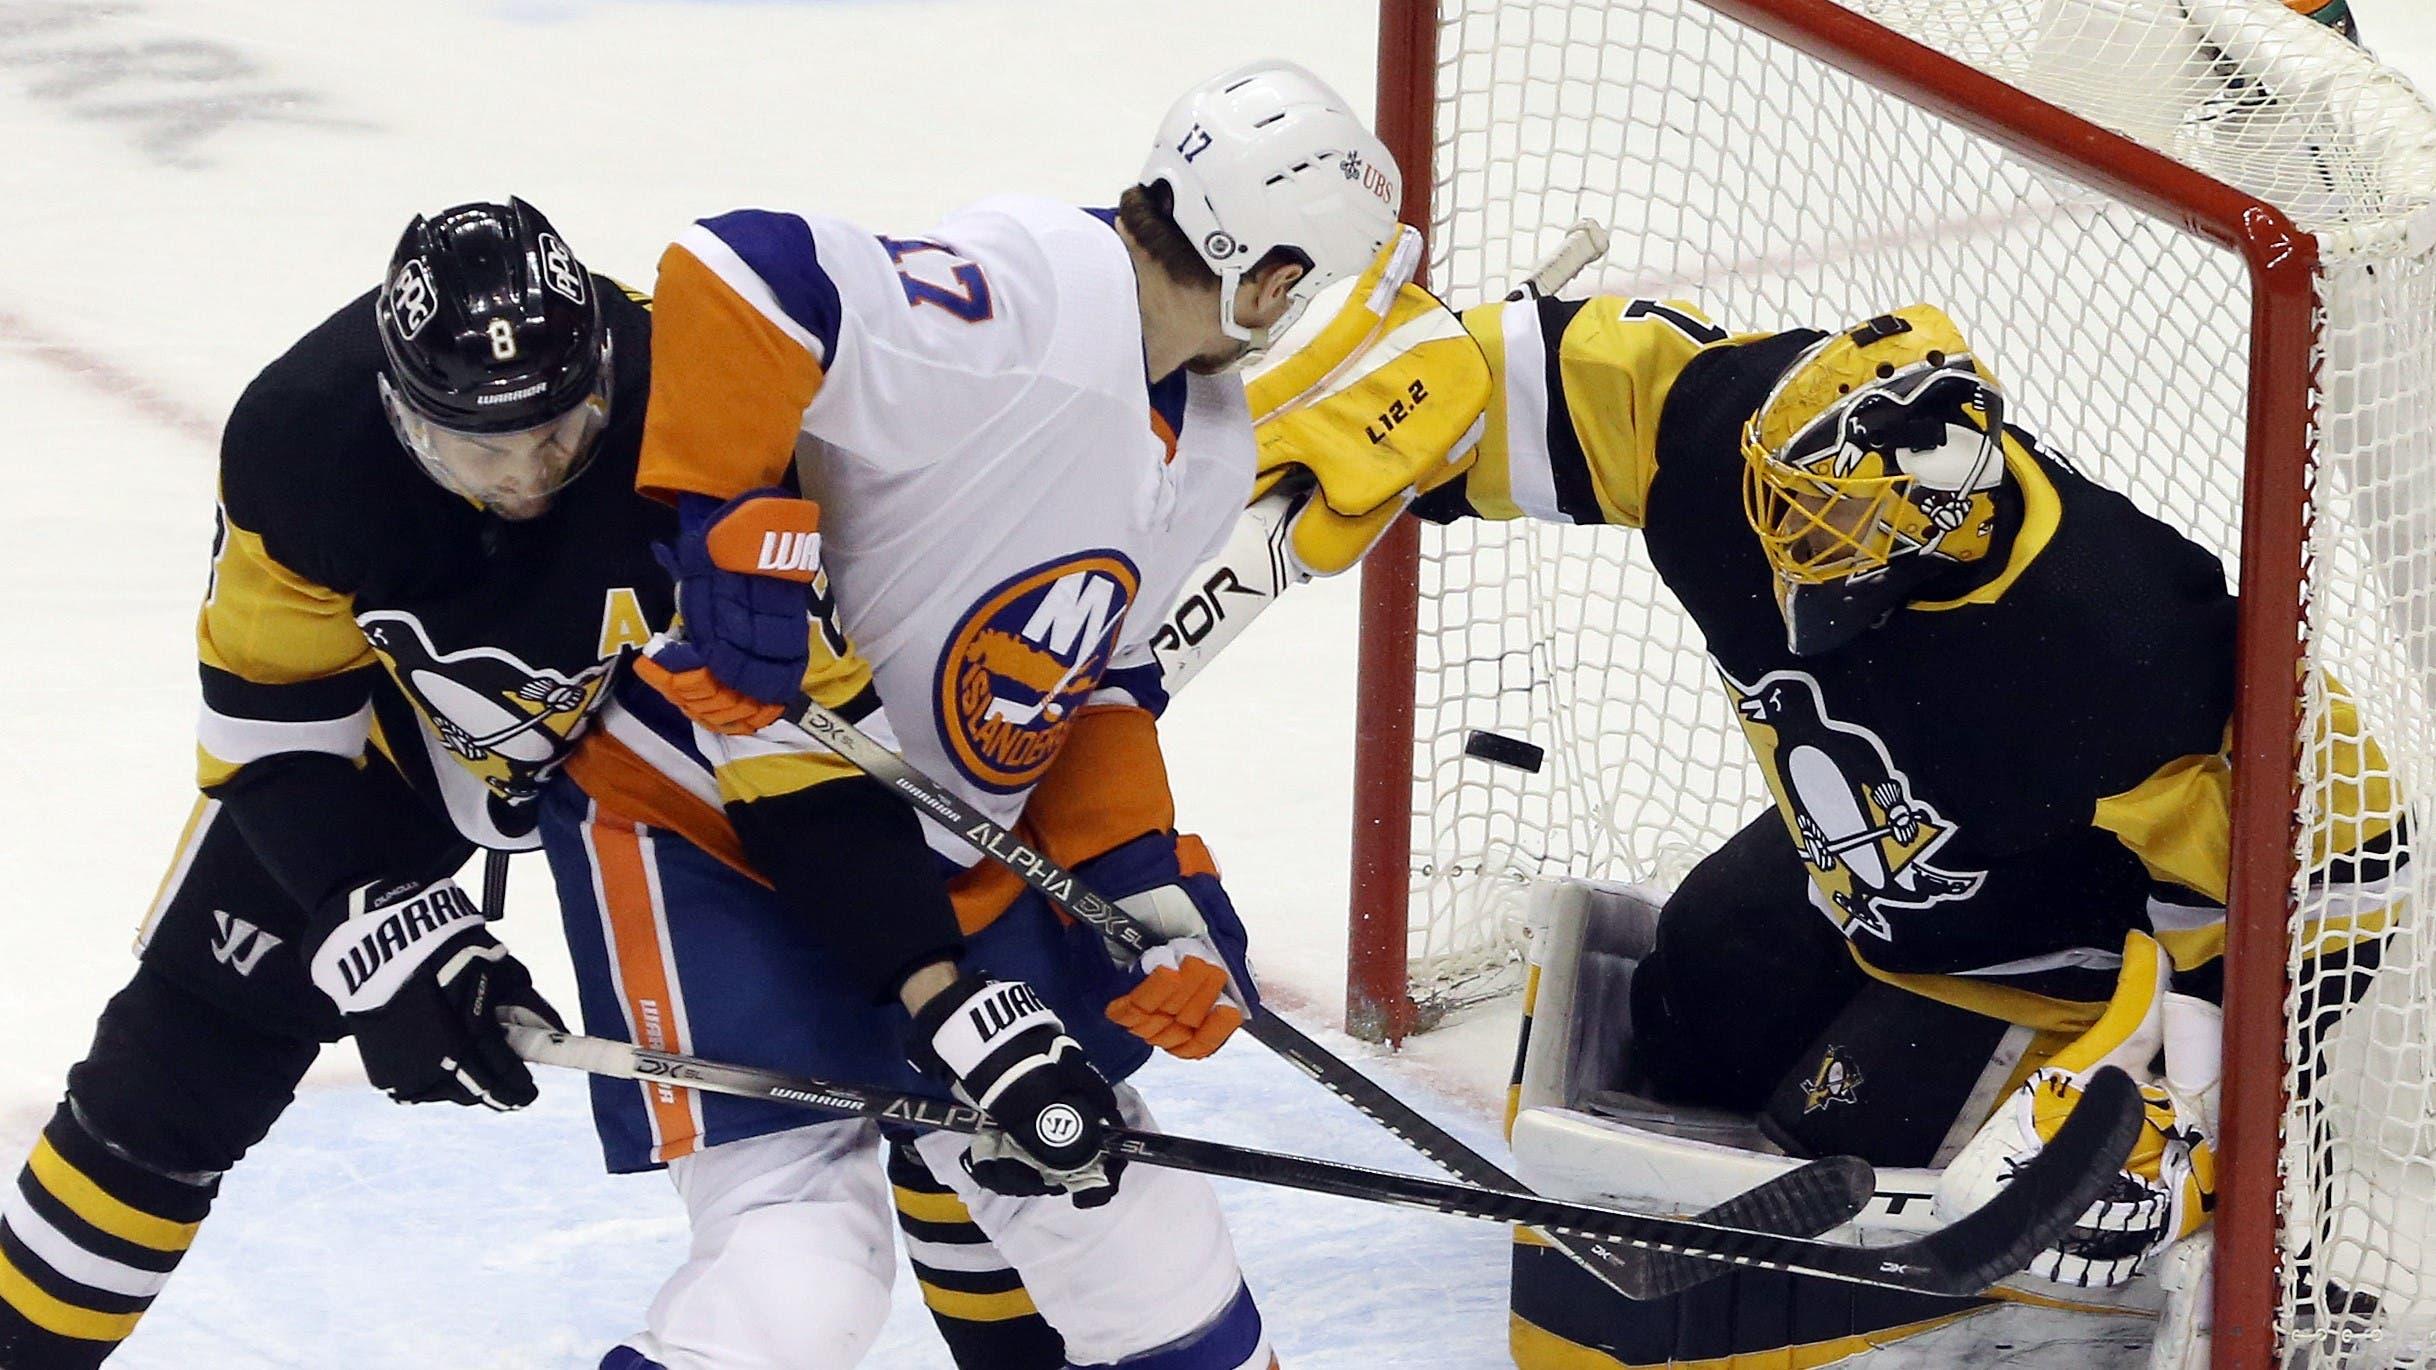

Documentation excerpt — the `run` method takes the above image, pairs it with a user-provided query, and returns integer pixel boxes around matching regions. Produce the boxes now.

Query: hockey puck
[1463,730,1545,773]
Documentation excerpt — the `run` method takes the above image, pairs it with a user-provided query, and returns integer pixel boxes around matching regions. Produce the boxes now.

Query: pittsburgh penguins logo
[1726,668,1985,941]
[1801,1046,1865,1115]
[358,610,615,798]
[933,551,1140,794]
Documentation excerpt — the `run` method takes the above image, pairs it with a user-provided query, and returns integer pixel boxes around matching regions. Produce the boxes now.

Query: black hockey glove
[908,973,1126,1208]
[308,875,564,1111]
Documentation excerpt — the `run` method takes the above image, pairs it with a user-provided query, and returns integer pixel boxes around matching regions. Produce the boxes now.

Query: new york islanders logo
[1724,667,1986,942]
[935,552,1140,794]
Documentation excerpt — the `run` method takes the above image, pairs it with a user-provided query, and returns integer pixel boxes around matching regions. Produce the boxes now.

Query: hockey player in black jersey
[1387,295,2401,1357]
[0,199,673,1368]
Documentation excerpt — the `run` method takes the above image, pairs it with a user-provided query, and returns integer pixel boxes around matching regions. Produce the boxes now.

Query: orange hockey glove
[1087,833,1256,1060]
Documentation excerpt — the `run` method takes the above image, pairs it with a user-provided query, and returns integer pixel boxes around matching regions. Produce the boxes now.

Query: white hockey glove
[1935,931,2219,1289]
[908,973,1126,1207]
[310,874,564,1110]
[1245,226,1492,579]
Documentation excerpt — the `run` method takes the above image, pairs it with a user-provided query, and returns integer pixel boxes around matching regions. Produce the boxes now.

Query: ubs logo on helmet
[1340,151,1394,205]
[388,258,438,340]
[934,552,1141,794]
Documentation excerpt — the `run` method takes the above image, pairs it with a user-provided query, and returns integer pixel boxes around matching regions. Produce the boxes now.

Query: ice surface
[4,0,2434,1365]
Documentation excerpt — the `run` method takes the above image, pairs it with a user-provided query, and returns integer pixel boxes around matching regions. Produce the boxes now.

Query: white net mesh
[1399,0,2436,1358]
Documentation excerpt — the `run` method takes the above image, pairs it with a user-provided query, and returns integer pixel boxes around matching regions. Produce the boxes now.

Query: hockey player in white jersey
[535,61,1401,1370]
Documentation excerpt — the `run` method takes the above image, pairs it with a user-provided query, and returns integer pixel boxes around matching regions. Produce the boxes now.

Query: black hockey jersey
[1417,295,2400,1028]
[197,278,673,913]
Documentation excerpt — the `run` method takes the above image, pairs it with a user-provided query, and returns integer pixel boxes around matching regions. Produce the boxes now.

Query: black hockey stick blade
[1245,1006,1868,1299]
[1869,1063,2148,1296]
[1610,1153,1877,1300]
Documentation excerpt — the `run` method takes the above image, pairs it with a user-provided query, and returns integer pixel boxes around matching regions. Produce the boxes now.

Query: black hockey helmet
[377,197,603,430]
[375,198,613,518]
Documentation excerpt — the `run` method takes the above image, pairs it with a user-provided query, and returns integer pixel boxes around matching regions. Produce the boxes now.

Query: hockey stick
[768,693,1871,1300]
[507,1019,2143,1297]
[479,849,511,921]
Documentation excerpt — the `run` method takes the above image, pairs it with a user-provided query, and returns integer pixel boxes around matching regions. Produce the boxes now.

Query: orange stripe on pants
[587,807,702,1164]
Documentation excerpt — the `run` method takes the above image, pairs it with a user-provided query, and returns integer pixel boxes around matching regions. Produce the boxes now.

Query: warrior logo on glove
[934,551,1141,793]
[1727,667,1985,940]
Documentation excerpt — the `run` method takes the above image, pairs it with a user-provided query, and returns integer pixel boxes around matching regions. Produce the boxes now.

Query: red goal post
[1359,0,2436,1364]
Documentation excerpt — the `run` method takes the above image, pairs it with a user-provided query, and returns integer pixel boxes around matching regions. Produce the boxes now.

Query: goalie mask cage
[1355,0,2436,1363]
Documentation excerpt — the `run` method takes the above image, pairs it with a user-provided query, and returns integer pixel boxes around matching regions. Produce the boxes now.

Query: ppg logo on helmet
[1035,1103,1086,1151]
[537,232,586,306]
[388,259,438,341]
[1203,231,1240,260]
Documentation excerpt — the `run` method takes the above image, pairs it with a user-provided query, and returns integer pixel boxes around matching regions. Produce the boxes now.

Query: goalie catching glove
[1245,225,1492,579]
[909,973,1127,1207]
[1935,931,2219,1288]
[1088,832,1259,1059]
[309,873,565,1110]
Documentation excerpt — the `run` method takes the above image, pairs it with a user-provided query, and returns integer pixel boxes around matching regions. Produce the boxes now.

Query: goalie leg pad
[1630,812,1866,1111]
[1760,979,2016,1168]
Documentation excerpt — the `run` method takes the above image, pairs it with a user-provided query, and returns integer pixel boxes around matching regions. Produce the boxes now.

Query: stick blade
[1899,1064,2147,1296]
[1597,1153,1877,1300]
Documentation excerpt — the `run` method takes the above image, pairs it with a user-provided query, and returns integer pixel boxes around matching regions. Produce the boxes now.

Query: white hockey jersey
[573,196,1253,872]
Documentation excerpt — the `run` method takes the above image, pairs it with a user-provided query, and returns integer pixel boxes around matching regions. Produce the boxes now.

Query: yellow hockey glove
[1246,227,1491,577]
[1934,931,2219,1289]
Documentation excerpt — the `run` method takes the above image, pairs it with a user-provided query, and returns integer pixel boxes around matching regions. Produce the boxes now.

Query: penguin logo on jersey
[359,610,616,798]
[934,552,1141,794]
[1725,668,1985,941]
[1800,1047,1865,1115]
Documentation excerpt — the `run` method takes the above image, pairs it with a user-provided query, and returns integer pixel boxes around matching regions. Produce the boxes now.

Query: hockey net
[1356,0,2436,1363]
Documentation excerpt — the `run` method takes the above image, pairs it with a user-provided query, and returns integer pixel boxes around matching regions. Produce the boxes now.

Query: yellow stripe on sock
[916,1279,1039,1323]
[0,1247,143,1343]
[27,1140,200,1254]
[891,1184,975,1226]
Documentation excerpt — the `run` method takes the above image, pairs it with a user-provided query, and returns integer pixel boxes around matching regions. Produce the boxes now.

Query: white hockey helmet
[1139,60,1403,341]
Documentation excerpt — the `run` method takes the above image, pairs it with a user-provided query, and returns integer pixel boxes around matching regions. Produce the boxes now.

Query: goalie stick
[507,1019,2143,1297]
[759,688,1866,1301]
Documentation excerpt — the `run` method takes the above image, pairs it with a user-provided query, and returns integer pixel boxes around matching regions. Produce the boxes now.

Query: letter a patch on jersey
[1723,668,1986,942]
[933,551,1141,794]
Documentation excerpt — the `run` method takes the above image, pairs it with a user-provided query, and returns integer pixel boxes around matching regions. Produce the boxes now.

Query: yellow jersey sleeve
[2093,677,2403,972]
[1452,295,1727,528]
[195,501,380,789]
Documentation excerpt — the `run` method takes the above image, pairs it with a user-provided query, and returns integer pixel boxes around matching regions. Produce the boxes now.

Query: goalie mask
[1741,306,2010,656]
